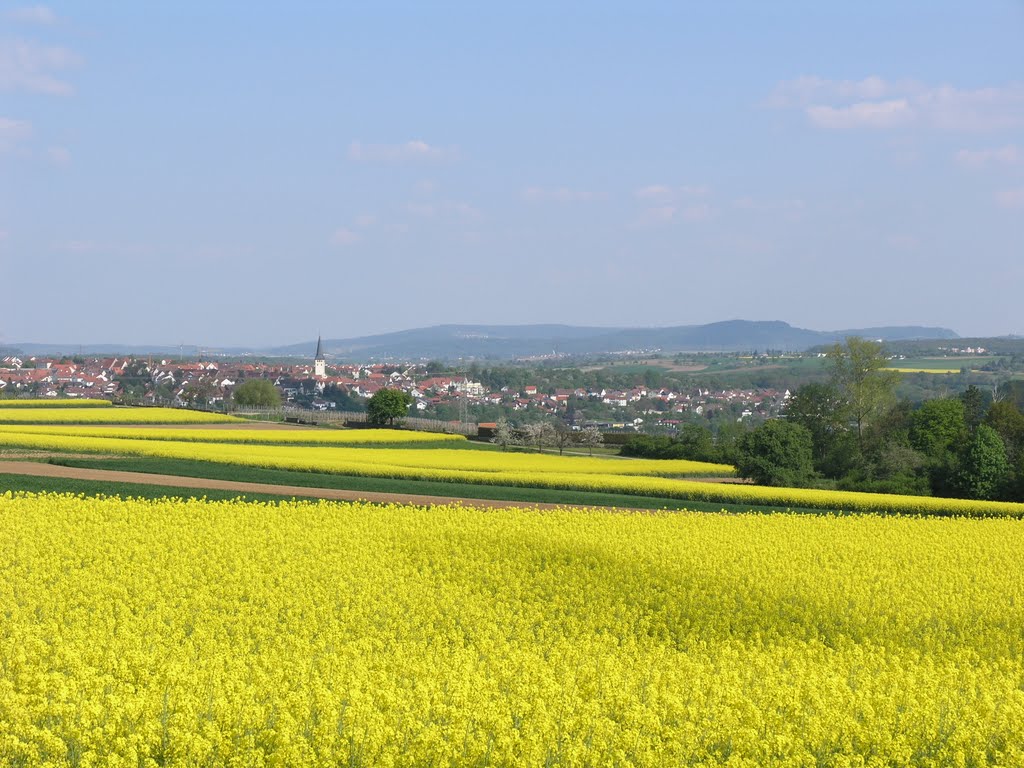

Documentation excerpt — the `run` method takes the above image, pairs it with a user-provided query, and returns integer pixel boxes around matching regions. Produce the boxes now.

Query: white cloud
[634,184,709,201]
[632,203,714,228]
[806,99,913,129]
[348,140,452,162]
[681,203,713,221]
[330,228,359,246]
[0,40,79,95]
[634,184,673,201]
[955,145,1021,170]
[522,186,603,203]
[995,188,1024,210]
[919,85,1024,132]
[631,185,715,227]
[771,77,1024,133]
[767,75,892,108]
[7,5,59,24]
[643,205,676,222]
[407,200,480,218]
[0,116,31,151]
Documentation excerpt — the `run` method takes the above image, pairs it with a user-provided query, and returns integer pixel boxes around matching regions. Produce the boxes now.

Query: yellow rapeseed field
[2,428,1023,515]
[0,424,467,446]
[0,425,730,475]
[0,398,112,408]
[0,407,243,424]
[1,492,1023,766]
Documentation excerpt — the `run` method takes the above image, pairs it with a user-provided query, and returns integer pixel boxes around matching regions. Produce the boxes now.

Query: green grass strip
[46,456,827,515]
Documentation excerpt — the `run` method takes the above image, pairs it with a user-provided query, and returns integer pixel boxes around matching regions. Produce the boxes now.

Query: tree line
[625,337,1024,502]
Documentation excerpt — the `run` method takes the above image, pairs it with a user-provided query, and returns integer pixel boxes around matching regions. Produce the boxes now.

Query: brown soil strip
[0,461,701,511]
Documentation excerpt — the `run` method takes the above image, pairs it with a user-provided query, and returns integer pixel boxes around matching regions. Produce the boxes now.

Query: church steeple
[314,336,326,378]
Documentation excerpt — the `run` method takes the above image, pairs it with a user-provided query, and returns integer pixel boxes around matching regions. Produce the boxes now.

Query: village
[0,347,791,432]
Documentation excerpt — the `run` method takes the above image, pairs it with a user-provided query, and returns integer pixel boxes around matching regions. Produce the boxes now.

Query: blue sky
[2,2,1022,347]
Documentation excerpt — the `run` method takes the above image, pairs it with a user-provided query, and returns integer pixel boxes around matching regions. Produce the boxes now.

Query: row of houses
[0,355,789,422]
[0,357,123,398]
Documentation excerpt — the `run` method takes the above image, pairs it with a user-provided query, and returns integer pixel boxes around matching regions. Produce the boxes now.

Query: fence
[230,405,479,436]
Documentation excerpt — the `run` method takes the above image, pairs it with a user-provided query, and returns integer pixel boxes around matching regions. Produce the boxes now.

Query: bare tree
[553,422,575,456]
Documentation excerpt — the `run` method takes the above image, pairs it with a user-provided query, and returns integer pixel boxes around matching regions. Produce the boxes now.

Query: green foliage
[621,424,718,462]
[954,425,1010,501]
[321,384,365,412]
[735,420,815,487]
[366,388,414,425]
[827,337,901,445]
[233,379,281,408]
[959,385,988,432]
[985,400,1024,463]
[621,435,684,459]
[909,399,967,459]
[785,382,847,469]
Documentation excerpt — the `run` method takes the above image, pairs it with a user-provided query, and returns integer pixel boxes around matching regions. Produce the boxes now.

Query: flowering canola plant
[1,492,1023,766]
[0,398,112,408]
[0,407,243,424]
[0,424,467,446]
[1,428,1023,516]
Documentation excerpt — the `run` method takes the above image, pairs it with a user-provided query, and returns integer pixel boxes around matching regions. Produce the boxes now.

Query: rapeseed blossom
[1,492,1022,765]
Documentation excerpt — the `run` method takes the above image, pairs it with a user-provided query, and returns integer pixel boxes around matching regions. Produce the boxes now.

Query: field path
[0,460,718,510]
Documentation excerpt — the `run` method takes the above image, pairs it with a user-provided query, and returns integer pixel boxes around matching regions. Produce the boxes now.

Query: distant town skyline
[2,2,1022,346]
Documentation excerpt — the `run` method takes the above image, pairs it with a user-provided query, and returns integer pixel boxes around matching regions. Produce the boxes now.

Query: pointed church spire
[314,335,326,378]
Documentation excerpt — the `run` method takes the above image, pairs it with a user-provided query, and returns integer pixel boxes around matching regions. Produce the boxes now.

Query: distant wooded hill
[9,321,960,360]
[267,320,958,360]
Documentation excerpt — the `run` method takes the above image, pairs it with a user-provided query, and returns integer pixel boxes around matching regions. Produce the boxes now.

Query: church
[313,336,325,378]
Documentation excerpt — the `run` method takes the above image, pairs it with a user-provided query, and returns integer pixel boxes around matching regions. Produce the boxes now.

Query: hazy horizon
[3,3,1022,347]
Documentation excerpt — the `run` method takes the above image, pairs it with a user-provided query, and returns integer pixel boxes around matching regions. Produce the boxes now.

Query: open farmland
[0,406,243,424]
[0,424,469,446]
[2,492,1023,766]
[0,398,113,408]
[3,424,1024,516]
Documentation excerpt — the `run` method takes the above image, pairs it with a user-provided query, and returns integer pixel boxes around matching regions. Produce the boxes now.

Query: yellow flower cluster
[0,424,467,446]
[0,398,112,408]
[1,427,1022,515]
[0,406,242,424]
[0,427,732,477]
[1,492,1023,766]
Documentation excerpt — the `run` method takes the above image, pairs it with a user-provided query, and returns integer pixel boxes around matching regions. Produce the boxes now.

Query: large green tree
[232,379,281,408]
[785,382,848,469]
[985,400,1024,462]
[954,425,1010,500]
[735,420,815,487]
[367,388,414,425]
[827,337,901,447]
[909,398,967,460]
[907,398,968,496]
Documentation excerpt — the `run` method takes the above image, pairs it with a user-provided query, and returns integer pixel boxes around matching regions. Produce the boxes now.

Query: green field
[18,455,796,514]
[891,356,998,372]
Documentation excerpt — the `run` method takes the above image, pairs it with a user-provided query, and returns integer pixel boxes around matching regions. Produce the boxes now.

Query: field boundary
[0,461,644,510]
